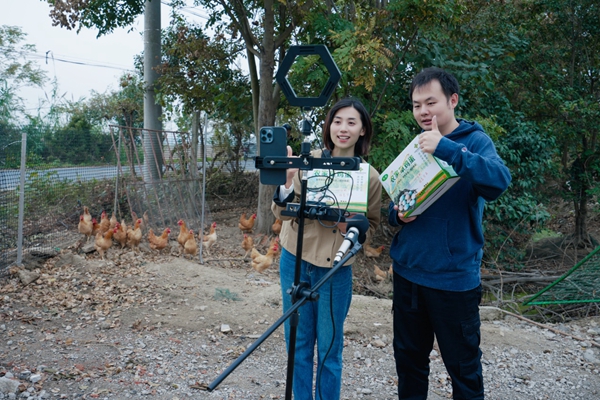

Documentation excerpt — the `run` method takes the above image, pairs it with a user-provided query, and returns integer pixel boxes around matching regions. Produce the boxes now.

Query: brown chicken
[271,218,282,236]
[177,219,194,255]
[78,214,93,242]
[183,229,198,259]
[202,222,217,255]
[113,221,128,249]
[142,211,149,232]
[239,213,257,233]
[250,242,278,273]
[148,227,171,252]
[268,236,281,258]
[91,218,101,237]
[109,213,118,230]
[94,227,117,260]
[373,265,388,282]
[82,206,92,222]
[127,218,143,252]
[364,244,385,258]
[241,234,254,259]
[98,210,110,234]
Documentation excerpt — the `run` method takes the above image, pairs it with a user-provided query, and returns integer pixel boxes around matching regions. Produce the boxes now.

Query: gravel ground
[2,244,600,399]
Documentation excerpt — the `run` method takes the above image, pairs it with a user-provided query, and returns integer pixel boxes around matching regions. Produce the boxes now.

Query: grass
[531,228,563,242]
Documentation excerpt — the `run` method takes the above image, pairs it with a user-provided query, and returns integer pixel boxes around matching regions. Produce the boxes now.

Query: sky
[2,0,207,114]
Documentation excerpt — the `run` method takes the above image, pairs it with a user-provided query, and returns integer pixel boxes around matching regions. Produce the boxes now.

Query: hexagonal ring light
[275,45,341,108]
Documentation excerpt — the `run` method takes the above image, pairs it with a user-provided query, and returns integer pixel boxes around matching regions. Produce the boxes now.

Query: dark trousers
[392,273,483,400]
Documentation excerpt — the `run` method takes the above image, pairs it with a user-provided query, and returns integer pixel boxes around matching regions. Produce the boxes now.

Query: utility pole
[142,0,163,182]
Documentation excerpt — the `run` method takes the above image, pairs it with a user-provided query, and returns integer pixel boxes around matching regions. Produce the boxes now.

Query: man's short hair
[409,67,460,102]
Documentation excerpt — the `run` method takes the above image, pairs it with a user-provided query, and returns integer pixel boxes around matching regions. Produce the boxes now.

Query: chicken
[78,214,93,242]
[250,241,278,273]
[113,221,128,249]
[364,244,385,258]
[98,210,110,234]
[373,265,388,282]
[109,213,118,230]
[241,234,254,259]
[148,227,171,252]
[94,227,117,260]
[183,229,198,259]
[268,236,281,258]
[142,211,149,232]
[177,219,194,255]
[271,218,282,236]
[127,218,143,252]
[82,206,92,223]
[239,213,257,233]
[91,218,101,237]
[201,222,218,255]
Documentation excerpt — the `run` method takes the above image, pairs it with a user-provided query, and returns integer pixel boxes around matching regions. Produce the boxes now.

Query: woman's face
[329,106,365,157]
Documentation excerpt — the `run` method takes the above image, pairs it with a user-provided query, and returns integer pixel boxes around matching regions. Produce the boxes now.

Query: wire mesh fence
[0,125,258,274]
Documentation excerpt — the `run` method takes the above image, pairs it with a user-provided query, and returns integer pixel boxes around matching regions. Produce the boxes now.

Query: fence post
[16,131,27,266]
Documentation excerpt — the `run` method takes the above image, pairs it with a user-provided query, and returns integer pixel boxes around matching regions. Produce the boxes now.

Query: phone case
[259,126,288,185]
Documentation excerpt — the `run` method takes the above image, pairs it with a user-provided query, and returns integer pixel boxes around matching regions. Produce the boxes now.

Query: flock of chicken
[77,206,389,279]
[76,206,217,261]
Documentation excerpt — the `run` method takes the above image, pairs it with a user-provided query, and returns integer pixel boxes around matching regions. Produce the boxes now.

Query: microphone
[333,214,369,264]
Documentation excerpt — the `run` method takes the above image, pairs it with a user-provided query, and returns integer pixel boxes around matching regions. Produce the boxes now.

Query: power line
[1,45,136,72]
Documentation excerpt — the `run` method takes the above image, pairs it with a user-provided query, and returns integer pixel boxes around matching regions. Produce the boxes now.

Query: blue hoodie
[388,119,511,291]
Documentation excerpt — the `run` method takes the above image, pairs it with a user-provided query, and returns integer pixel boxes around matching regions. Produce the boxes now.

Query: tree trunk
[255,0,278,234]
[247,48,260,136]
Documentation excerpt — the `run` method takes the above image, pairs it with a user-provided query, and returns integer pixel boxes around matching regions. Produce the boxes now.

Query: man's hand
[393,205,417,223]
[284,145,299,189]
[418,115,443,154]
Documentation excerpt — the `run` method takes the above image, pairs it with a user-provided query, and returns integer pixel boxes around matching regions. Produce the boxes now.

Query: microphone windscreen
[345,214,369,244]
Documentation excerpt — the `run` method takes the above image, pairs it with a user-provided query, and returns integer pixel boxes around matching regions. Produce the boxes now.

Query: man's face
[412,79,458,136]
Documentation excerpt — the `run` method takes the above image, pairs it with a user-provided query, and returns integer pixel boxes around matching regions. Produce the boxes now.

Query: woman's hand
[285,145,299,189]
[337,212,358,234]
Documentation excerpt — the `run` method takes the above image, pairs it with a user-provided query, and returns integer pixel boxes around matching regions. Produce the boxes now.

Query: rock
[29,246,59,259]
[371,339,386,348]
[17,269,39,286]
[221,324,232,334]
[81,243,96,254]
[479,306,504,321]
[54,253,86,268]
[0,377,19,395]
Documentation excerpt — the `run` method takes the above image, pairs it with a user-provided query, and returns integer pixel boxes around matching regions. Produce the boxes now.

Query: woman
[271,98,382,400]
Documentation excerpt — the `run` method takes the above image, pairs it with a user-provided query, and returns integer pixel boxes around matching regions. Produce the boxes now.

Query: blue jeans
[279,247,353,400]
[392,273,483,400]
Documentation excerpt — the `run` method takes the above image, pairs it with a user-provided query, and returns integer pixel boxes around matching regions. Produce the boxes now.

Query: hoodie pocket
[396,217,452,270]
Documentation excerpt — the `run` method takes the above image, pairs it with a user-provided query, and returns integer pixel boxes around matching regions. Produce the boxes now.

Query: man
[388,67,511,399]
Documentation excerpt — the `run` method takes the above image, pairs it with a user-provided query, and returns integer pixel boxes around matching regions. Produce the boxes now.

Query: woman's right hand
[285,146,299,189]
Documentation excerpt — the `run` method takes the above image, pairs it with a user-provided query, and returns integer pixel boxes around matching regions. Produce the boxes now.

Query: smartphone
[258,126,288,185]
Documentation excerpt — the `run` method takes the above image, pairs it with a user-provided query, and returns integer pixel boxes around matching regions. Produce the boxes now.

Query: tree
[0,25,47,123]
[47,0,163,181]
[488,0,600,248]
[0,25,48,167]
[156,17,243,177]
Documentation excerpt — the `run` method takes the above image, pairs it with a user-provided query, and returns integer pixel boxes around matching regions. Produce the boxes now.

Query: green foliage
[481,117,555,263]
[42,113,114,165]
[46,0,145,36]
[369,110,417,172]
[213,288,240,301]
